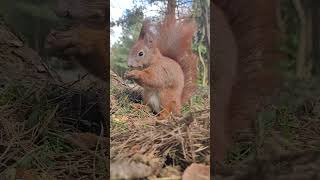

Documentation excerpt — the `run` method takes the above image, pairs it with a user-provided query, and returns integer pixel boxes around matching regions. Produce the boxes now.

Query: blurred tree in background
[110,0,320,87]
[0,0,319,82]
[0,0,59,55]
[111,0,210,86]
[110,7,145,77]
[279,0,320,79]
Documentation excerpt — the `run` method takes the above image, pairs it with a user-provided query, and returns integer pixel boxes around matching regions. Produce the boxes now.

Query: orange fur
[126,48,184,119]
[126,14,198,118]
[157,15,198,104]
[213,0,281,162]
[45,0,107,81]
[46,25,107,80]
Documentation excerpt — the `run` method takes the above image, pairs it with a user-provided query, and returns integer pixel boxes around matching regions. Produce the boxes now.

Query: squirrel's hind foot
[157,111,171,120]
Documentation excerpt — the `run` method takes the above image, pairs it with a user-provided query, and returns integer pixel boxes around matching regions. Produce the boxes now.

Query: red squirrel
[46,25,107,80]
[45,0,107,80]
[125,15,198,119]
[46,0,281,167]
[46,0,197,120]
[213,0,281,164]
[212,3,238,164]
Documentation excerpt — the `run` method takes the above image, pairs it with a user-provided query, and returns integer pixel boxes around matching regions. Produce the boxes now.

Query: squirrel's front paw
[125,70,140,80]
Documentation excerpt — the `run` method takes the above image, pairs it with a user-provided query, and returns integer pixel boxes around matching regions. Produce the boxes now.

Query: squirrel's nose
[128,60,134,68]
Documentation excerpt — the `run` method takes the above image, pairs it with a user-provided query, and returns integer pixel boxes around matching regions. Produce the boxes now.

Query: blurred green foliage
[110,0,209,86]
[0,0,59,55]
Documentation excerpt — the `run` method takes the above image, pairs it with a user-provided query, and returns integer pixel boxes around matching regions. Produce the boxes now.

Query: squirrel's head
[128,19,158,69]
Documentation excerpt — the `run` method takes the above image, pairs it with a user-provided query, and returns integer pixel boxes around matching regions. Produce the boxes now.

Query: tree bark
[200,0,210,46]
[198,27,208,86]
[311,2,320,75]
[166,0,176,15]
[200,0,210,85]
[305,6,313,79]
[276,0,286,33]
[293,0,308,79]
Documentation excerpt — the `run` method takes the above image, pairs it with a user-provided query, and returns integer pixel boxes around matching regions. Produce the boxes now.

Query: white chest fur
[147,91,161,113]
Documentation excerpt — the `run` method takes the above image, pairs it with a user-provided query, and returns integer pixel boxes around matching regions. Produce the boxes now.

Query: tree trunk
[198,27,208,86]
[305,7,313,79]
[166,0,176,15]
[311,2,320,75]
[277,0,286,33]
[200,0,210,85]
[200,0,210,46]
[293,0,308,79]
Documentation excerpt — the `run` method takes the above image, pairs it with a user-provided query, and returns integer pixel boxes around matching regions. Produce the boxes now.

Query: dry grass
[110,75,210,179]
[2,70,320,179]
[215,78,320,179]
[0,80,107,180]
[0,71,210,179]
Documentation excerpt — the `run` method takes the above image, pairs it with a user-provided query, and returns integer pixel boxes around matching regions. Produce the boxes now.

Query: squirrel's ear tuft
[139,18,158,40]
[144,33,154,48]
[139,19,151,39]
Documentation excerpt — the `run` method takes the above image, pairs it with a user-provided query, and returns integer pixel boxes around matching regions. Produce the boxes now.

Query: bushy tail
[157,14,198,104]
[214,0,281,129]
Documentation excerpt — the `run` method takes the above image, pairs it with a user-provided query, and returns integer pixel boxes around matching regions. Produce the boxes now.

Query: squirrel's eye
[138,51,144,57]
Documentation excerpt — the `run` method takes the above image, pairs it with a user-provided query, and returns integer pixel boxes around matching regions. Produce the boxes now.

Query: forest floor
[110,73,210,179]
[109,75,320,179]
[0,72,108,180]
[226,78,320,164]
[1,67,320,180]
[216,77,320,179]
[0,68,210,180]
